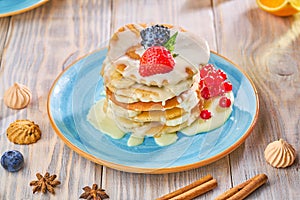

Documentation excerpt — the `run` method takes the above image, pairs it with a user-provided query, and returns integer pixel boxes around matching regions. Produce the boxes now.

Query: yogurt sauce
[87,99,125,139]
[181,92,234,135]
[87,91,234,146]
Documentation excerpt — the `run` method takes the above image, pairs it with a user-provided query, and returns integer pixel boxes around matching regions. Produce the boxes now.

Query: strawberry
[139,46,175,77]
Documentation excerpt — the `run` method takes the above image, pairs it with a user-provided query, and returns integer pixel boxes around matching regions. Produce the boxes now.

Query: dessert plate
[0,0,48,17]
[47,48,259,174]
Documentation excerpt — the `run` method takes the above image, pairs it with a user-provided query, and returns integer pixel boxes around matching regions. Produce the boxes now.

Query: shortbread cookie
[7,119,41,144]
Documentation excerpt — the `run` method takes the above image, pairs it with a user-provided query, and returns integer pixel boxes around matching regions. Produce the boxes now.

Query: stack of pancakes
[101,24,210,138]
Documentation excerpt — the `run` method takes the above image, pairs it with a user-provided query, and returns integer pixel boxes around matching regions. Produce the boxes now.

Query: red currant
[200,110,212,119]
[219,96,231,108]
[199,80,205,90]
[209,85,221,97]
[214,75,224,85]
[199,64,232,100]
[217,69,227,80]
[204,76,215,85]
[223,82,232,92]
[201,87,210,99]
[200,64,213,77]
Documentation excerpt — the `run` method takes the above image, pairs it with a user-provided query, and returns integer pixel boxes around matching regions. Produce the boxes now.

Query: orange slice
[256,0,300,16]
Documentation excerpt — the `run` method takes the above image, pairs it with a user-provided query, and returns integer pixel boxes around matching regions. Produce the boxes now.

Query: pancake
[99,23,210,139]
[105,66,197,103]
[111,105,201,137]
[102,23,210,87]
[109,96,199,124]
[105,82,200,112]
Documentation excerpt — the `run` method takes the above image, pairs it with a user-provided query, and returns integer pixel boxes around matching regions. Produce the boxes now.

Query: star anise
[29,172,61,194]
[80,184,109,200]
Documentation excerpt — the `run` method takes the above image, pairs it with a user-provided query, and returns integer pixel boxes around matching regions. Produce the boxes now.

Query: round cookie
[6,119,41,145]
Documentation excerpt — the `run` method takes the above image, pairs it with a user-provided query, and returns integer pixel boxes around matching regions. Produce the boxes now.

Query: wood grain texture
[214,0,300,199]
[0,0,111,199]
[0,0,299,199]
[0,18,10,61]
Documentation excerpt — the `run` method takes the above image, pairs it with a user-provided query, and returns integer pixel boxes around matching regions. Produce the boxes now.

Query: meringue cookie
[264,138,296,168]
[4,82,32,109]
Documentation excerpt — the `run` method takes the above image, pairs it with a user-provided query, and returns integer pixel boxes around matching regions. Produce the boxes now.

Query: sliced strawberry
[139,46,175,77]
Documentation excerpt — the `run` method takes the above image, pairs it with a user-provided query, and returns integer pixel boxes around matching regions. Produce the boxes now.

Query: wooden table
[0,0,299,199]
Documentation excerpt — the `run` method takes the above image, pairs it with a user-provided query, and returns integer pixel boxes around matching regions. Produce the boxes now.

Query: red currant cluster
[199,64,232,99]
[199,64,233,120]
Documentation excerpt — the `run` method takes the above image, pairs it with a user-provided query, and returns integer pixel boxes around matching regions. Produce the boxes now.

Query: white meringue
[264,138,296,168]
[4,82,32,109]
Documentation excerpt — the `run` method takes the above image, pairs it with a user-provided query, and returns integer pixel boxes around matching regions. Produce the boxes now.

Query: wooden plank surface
[0,0,299,199]
[0,0,111,199]
[215,0,300,199]
[0,18,10,61]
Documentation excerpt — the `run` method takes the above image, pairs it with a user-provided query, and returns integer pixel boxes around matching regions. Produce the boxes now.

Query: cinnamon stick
[214,178,252,200]
[170,179,217,200]
[156,174,217,200]
[215,174,268,200]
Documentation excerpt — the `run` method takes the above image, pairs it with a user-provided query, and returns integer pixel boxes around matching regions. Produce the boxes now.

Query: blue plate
[0,0,48,17]
[47,48,259,174]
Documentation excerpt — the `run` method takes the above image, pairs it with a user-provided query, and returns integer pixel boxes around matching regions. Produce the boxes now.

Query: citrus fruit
[256,0,300,16]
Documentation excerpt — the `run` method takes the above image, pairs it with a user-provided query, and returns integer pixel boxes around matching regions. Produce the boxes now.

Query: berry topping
[140,25,170,49]
[139,46,175,77]
[200,110,212,120]
[199,64,232,99]
[219,96,232,108]
[222,82,233,92]
[1,150,24,172]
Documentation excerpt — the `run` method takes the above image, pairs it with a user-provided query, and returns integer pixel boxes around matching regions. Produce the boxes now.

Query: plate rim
[47,48,259,174]
[0,0,49,17]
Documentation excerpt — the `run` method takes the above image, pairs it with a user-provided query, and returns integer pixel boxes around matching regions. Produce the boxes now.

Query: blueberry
[140,25,170,48]
[1,150,24,172]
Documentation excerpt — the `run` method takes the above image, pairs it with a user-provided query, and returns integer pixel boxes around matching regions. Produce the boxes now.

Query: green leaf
[164,32,178,52]
[172,53,179,58]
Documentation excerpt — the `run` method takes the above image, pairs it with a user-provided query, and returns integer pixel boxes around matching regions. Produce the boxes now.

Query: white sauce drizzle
[127,135,144,146]
[87,99,125,139]
[87,91,234,146]
[154,133,178,146]
[181,92,234,135]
